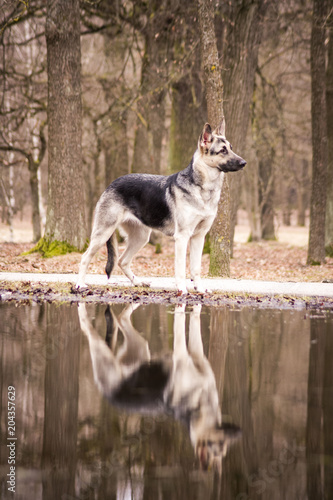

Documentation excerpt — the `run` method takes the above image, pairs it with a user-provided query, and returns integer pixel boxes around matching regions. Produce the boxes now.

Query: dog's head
[194,422,242,472]
[198,119,246,173]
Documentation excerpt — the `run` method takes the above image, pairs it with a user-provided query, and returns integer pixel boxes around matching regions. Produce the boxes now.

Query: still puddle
[0,301,333,499]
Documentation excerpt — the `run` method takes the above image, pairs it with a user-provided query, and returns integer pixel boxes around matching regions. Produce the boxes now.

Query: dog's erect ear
[214,117,226,137]
[199,123,213,151]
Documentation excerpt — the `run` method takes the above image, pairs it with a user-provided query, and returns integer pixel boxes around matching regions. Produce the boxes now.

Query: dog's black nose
[240,160,247,167]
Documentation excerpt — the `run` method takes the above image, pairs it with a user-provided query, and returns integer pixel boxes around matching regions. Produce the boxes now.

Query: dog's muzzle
[218,159,247,172]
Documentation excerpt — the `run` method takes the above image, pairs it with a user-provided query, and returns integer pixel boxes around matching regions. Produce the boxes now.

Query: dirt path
[1,214,333,310]
[1,232,332,283]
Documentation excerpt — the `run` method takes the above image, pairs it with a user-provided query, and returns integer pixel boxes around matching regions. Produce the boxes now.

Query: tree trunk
[104,119,129,184]
[197,0,230,277]
[131,15,168,175]
[169,8,206,174]
[325,1,333,256]
[44,0,87,253]
[243,130,261,241]
[0,168,15,243]
[3,100,15,242]
[197,0,266,275]
[102,33,130,185]
[307,0,328,265]
[252,66,278,241]
[218,0,267,254]
[25,21,45,243]
[169,69,205,173]
[297,159,309,227]
[259,155,276,240]
[27,124,46,242]
[28,156,42,242]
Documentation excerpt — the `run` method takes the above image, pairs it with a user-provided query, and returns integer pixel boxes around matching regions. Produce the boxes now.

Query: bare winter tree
[43,0,87,253]
[244,1,314,244]
[197,0,230,277]
[326,0,333,256]
[130,1,183,176]
[196,0,267,275]
[0,3,47,242]
[169,1,206,174]
[217,0,267,251]
[307,0,328,265]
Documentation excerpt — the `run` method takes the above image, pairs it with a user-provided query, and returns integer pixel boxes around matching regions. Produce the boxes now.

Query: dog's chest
[189,182,221,214]
[174,186,220,234]
[201,186,220,206]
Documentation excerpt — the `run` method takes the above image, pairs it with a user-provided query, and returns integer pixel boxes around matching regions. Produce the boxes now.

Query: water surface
[0,301,332,499]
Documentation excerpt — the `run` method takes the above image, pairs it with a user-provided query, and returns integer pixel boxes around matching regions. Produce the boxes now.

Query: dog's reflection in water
[78,303,241,471]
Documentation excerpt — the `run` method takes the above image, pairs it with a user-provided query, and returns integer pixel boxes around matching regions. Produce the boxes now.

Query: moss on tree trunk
[209,182,231,277]
[24,237,87,258]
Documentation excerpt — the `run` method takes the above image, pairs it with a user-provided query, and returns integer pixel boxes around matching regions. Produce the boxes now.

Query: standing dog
[77,119,246,293]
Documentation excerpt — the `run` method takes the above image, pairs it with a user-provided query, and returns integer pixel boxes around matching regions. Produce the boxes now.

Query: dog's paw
[133,277,151,287]
[175,281,188,294]
[196,287,212,294]
[76,281,87,289]
[192,304,202,314]
[136,281,151,288]
[193,281,211,294]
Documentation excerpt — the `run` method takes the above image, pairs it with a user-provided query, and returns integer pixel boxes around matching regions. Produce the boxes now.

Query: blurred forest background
[0,0,332,273]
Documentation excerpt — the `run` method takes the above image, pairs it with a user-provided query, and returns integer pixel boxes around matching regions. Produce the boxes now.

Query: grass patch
[22,237,87,258]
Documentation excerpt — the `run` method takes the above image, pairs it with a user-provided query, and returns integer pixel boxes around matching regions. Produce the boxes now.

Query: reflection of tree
[211,307,259,498]
[306,316,333,499]
[213,308,287,499]
[323,320,333,497]
[41,305,80,500]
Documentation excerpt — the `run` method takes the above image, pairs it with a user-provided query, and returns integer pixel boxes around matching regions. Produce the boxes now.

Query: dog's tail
[105,233,118,279]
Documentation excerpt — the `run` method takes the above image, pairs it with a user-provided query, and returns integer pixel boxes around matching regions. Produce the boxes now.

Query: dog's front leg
[174,233,189,293]
[190,232,210,293]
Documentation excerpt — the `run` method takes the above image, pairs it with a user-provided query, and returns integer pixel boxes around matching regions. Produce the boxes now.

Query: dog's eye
[218,146,228,155]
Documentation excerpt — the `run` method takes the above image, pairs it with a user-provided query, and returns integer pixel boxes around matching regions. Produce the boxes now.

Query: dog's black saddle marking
[111,174,172,228]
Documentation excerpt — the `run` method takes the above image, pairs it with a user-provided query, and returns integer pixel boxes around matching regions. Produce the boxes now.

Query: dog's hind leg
[118,222,151,287]
[77,225,117,288]
[78,303,123,396]
[116,303,150,365]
